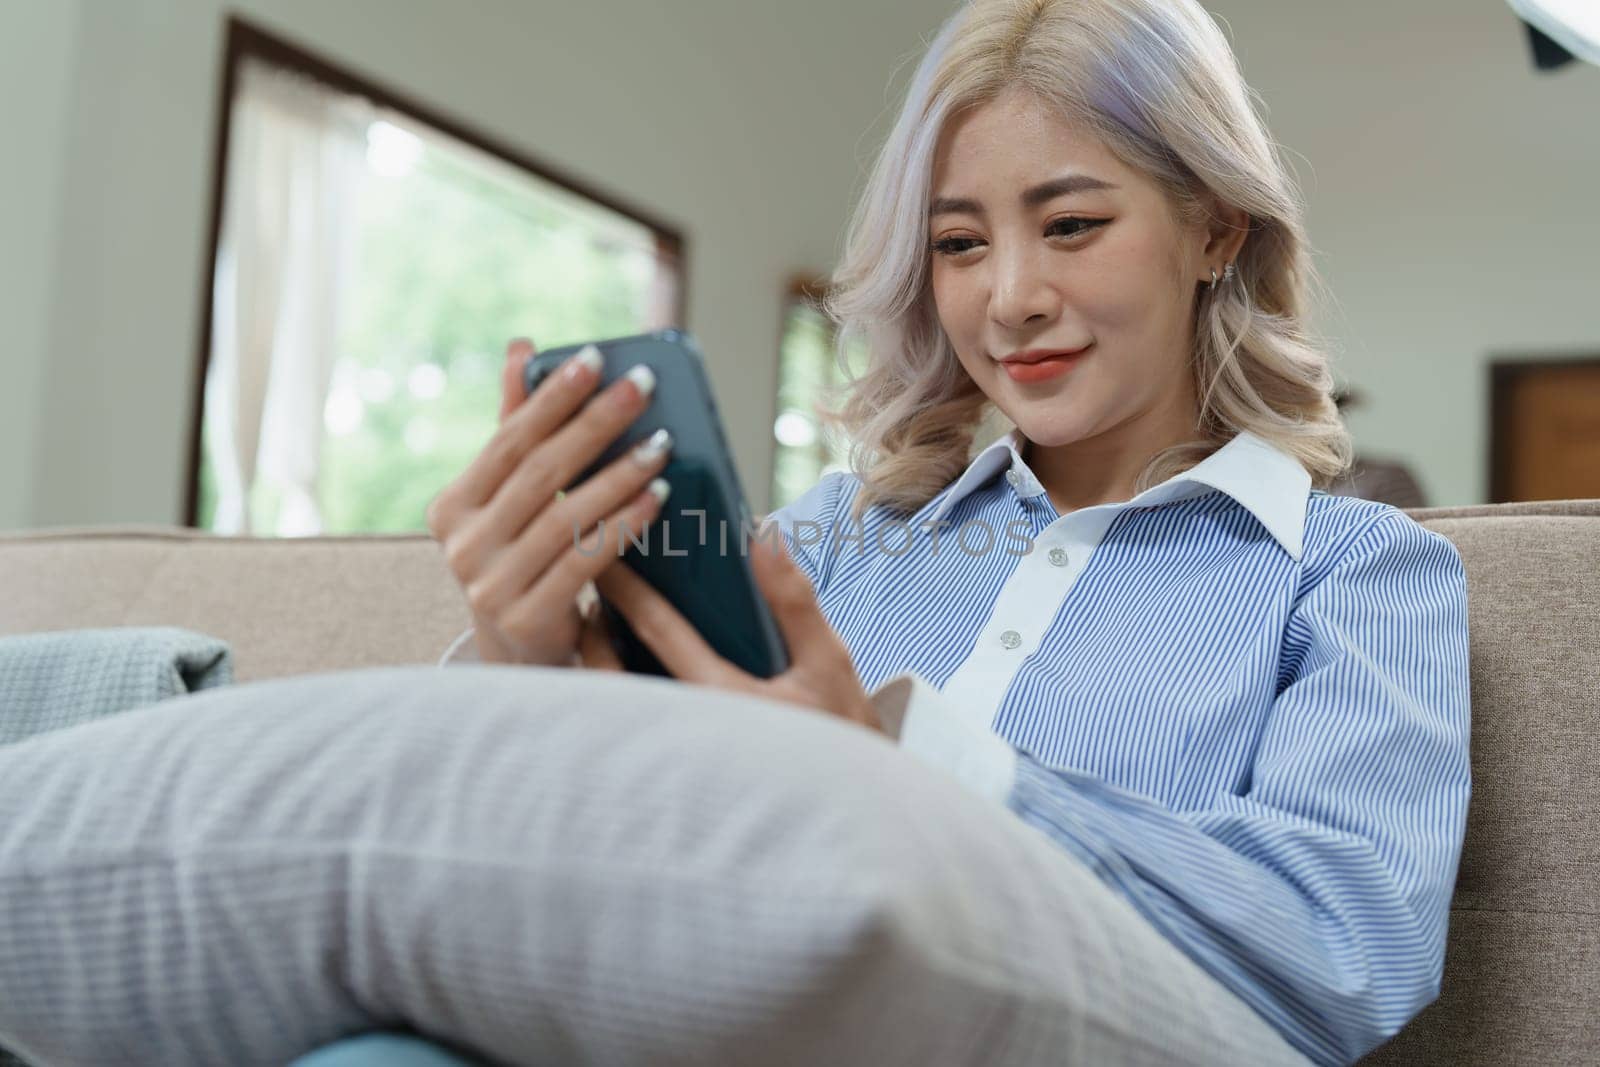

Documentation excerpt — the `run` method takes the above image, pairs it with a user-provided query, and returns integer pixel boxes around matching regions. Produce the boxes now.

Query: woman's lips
[1000,344,1092,383]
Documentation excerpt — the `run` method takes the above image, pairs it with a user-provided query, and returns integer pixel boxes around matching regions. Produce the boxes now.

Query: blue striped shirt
[764,428,1472,1067]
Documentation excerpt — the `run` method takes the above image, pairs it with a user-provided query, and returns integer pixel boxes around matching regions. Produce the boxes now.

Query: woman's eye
[1046,217,1106,239]
[929,235,982,256]
[929,218,1107,257]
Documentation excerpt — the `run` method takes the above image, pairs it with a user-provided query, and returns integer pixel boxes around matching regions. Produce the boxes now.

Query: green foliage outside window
[770,295,865,510]
[199,120,665,535]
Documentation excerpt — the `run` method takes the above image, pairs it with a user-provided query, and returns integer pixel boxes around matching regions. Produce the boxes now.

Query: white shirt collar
[927,427,1312,560]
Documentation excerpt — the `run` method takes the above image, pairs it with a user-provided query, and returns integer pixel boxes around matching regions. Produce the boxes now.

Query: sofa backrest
[1357,500,1600,1064]
[1,501,1597,1063]
[0,526,471,680]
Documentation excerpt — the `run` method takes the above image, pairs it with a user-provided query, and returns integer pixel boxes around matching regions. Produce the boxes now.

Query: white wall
[1208,0,1600,505]
[4,0,1597,528]
[0,0,81,530]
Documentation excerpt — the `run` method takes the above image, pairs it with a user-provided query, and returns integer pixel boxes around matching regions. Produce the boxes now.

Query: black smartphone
[522,329,790,679]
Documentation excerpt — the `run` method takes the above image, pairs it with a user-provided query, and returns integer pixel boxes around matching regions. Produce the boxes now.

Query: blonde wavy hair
[821,0,1352,520]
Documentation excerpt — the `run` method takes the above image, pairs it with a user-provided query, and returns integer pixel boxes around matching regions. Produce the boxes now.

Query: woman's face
[927,88,1220,452]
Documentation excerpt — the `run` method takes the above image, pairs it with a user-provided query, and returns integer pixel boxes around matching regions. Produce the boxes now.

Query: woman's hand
[592,525,886,735]
[426,338,672,666]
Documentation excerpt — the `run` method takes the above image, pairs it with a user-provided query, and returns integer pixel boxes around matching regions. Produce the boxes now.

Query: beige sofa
[1,500,1595,1065]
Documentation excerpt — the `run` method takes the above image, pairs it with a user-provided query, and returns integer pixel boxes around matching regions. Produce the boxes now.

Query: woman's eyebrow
[929,173,1120,218]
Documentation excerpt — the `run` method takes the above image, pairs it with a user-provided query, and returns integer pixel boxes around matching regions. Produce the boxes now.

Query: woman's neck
[1023,399,1203,516]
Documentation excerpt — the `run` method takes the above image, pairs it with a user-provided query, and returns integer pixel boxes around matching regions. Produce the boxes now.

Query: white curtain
[205,58,366,535]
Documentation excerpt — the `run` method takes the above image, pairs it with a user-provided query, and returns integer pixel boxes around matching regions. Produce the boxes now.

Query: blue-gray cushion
[0,664,1309,1065]
[0,625,231,744]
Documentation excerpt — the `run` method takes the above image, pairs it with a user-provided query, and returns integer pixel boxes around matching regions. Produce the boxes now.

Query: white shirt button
[998,629,1022,649]
[1048,547,1069,567]
[1005,470,1022,488]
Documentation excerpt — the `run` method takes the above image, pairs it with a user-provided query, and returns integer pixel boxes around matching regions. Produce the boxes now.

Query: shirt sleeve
[868,673,1018,803]
[760,471,858,598]
[871,513,1472,1066]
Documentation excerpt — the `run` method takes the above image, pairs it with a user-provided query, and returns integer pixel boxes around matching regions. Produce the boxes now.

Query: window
[190,20,684,535]
[770,281,865,510]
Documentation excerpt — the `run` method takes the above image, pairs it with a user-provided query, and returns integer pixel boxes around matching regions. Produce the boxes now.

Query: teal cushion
[290,1032,483,1066]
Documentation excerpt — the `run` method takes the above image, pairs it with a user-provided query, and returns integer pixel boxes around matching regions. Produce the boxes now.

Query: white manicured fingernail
[631,427,673,466]
[647,477,671,504]
[624,363,656,398]
[564,344,603,380]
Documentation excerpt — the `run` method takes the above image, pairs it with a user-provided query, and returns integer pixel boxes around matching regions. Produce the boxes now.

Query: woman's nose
[987,244,1059,329]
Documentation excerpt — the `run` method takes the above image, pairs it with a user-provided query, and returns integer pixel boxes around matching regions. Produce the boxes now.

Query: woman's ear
[1201,194,1251,269]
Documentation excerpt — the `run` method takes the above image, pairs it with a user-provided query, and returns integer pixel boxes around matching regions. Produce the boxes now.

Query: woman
[427,0,1471,1063]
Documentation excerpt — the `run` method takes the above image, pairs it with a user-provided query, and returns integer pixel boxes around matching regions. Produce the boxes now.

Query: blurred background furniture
[0,500,1596,1065]
[1329,389,1431,509]
[1327,460,1429,510]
